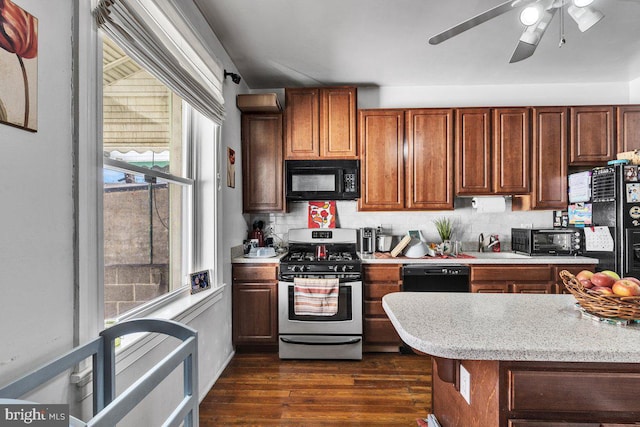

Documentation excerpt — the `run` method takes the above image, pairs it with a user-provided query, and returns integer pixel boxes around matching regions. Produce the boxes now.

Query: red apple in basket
[591,272,616,288]
[601,270,621,281]
[621,276,640,286]
[612,279,640,296]
[575,270,594,289]
[592,286,614,295]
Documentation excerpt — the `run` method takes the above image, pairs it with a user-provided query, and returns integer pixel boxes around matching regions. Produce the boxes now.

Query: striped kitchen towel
[294,277,339,316]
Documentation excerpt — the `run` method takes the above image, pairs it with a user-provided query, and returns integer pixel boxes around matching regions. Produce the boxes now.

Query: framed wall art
[227,147,235,188]
[0,0,38,132]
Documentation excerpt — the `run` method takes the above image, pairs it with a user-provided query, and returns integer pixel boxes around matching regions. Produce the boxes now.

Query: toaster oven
[511,228,583,256]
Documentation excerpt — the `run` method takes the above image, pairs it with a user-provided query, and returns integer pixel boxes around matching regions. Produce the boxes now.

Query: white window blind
[94,0,225,124]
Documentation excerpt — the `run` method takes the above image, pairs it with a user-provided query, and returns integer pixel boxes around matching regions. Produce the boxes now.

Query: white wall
[630,76,640,103]
[0,0,75,393]
[358,81,632,109]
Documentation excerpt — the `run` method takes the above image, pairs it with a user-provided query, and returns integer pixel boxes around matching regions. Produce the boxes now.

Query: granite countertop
[231,252,287,264]
[383,292,640,363]
[232,250,598,264]
[360,252,598,265]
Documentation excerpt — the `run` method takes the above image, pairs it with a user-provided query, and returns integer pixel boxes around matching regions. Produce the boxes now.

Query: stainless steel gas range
[278,228,362,360]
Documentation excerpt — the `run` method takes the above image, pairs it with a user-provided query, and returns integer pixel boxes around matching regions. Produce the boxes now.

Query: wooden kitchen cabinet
[616,105,640,153]
[502,361,640,425]
[363,264,402,351]
[241,114,285,213]
[470,265,554,294]
[455,107,530,195]
[492,108,530,194]
[232,264,279,351]
[284,86,357,159]
[405,109,455,209]
[569,106,615,165]
[513,107,568,211]
[358,109,405,210]
[456,108,492,195]
[359,108,455,211]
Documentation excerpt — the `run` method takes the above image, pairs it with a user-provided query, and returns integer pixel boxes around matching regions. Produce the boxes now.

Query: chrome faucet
[478,233,485,252]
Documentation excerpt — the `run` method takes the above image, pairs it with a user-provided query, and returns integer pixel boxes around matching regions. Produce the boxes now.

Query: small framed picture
[190,270,211,294]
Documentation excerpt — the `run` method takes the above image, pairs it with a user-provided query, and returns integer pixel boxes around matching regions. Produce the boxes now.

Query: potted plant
[433,217,453,242]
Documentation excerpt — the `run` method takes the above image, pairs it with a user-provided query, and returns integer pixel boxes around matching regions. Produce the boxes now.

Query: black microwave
[511,228,583,256]
[285,160,360,201]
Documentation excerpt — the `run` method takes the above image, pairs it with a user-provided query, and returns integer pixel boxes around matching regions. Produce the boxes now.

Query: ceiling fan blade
[429,0,538,45]
[509,41,538,63]
[509,7,557,63]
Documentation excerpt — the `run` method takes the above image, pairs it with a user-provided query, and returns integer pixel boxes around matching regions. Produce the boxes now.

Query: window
[102,36,196,321]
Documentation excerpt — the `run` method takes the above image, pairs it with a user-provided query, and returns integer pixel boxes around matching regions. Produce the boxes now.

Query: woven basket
[560,270,640,320]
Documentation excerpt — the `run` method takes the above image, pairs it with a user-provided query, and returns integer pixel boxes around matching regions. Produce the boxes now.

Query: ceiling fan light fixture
[510,8,557,63]
[573,0,594,7]
[567,4,604,32]
[519,5,541,26]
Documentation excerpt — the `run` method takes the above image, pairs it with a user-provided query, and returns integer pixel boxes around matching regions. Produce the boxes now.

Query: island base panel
[433,358,640,426]
[432,358,500,427]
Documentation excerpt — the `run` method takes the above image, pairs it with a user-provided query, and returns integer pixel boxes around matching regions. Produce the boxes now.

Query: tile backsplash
[250,198,553,252]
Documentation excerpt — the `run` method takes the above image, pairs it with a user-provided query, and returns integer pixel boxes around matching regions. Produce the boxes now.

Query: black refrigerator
[588,164,640,276]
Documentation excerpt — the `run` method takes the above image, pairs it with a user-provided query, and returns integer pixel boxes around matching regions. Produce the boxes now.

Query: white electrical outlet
[459,363,471,405]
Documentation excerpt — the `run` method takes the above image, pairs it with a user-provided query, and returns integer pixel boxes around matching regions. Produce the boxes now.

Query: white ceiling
[194,0,640,90]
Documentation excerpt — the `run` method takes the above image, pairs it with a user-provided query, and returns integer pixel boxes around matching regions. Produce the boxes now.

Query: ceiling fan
[429,0,606,63]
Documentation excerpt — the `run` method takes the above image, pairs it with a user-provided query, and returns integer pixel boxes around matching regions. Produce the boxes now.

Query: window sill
[115,283,226,370]
[73,283,227,386]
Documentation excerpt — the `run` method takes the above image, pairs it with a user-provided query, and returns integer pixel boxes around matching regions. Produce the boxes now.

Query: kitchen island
[383,292,640,426]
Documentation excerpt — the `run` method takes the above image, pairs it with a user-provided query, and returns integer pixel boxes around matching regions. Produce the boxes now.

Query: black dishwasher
[399,265,469,354]
[402,265,470,292]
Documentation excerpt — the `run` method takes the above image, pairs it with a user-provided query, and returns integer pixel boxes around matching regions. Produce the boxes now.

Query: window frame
[103,156,196,321]
[100,39,219,326]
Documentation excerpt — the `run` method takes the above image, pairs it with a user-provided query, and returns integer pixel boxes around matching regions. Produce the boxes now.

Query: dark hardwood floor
[199,352,432,426]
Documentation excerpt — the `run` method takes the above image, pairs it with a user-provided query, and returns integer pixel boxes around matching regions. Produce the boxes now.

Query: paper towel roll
[471,197,506,213]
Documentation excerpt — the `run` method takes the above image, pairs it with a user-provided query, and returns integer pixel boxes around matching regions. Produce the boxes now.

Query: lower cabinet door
[364,318,400,345]
[232,283,278,346]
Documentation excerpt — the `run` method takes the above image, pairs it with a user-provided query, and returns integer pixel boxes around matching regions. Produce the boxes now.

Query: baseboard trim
[199,348,235,403]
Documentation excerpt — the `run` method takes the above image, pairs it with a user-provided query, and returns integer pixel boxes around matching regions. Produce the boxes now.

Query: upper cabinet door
[285,88,319,159]
[456,108,492,195]
[569,106,614,165]
[358,110,405,211]
[285,87,357,159]
[405,109,455,210]
[241,114,285,213]
[492,108,530,194]
[320,87,357,158]
[617,105,640,153]
[531,107,568,209]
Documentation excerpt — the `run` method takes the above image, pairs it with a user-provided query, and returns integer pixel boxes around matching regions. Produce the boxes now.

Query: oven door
[278,280,362,335]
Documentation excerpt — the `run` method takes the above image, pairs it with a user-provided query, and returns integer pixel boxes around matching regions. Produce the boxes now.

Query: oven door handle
[280,337,361,346]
